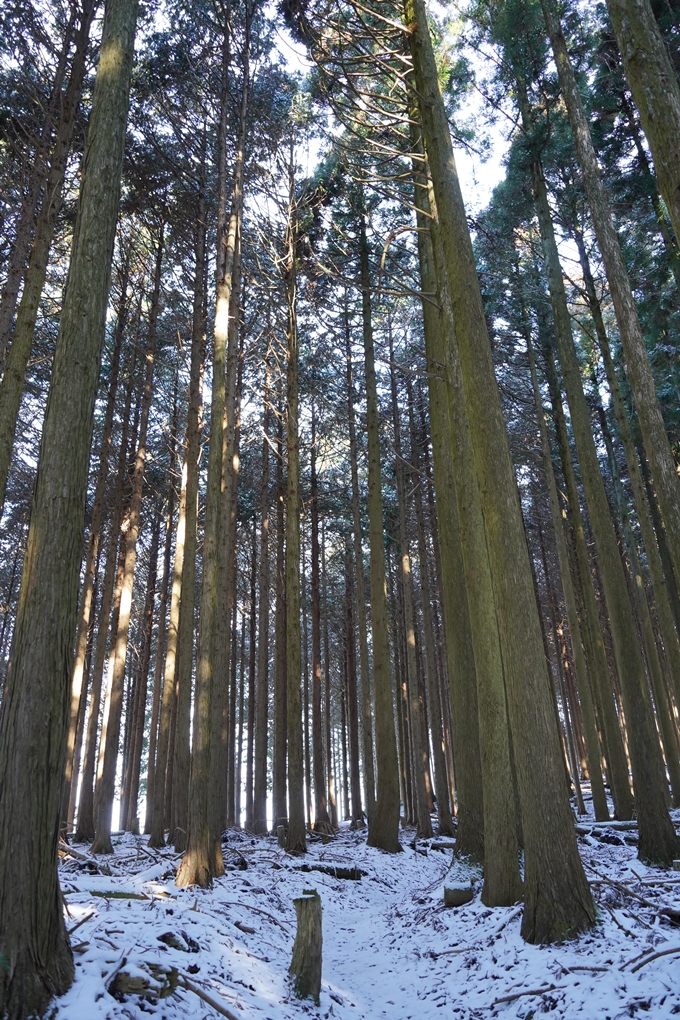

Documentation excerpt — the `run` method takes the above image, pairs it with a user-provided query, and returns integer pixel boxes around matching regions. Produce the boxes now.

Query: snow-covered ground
[56,807,680,1020]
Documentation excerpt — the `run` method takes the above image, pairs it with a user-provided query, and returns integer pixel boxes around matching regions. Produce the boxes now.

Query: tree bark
[0,0,137,1009]
[273,386,288,831]
[345,540,364,826]
[75,349,136,843]
[411,141,484,863]
[408,379,455,837]
[406,0,594,941]
[176,10,245,885]
[525,327,609,821]
[62,266,128,830]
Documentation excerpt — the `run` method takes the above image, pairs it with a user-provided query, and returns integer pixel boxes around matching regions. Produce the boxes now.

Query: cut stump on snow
[289,888,322,1004]
[444,885,474,907]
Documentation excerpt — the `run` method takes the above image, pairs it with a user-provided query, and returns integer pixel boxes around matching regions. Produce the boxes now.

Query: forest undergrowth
[56,803,680,1020]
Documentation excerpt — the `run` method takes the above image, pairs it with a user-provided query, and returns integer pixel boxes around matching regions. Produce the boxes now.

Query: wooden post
[289,889,322,1004]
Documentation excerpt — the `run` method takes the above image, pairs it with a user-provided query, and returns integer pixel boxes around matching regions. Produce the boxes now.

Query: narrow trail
[56,814,680,1020]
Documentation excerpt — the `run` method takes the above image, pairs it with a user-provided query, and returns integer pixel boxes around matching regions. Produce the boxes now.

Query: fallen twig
[491,984,564,1006]
[630,945,680,973]
[584,864,660,909]
[59,841,112,876]
[178,973,243,1020]
[67,909,96,936]
[219,900,292,931]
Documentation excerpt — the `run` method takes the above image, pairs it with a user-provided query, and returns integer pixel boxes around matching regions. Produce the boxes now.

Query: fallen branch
[629,945,680,973]
[584,865,659,909]
[59,841,112,876]
[219,900,292,931]
[67,909,96,936]
[293,863,366,880]
[178,973,243,1020]
[491,984,564,1006]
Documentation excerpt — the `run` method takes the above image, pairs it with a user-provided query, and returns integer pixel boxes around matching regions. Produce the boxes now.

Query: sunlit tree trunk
[75,350,136,843]
[92,226,162,855]
[62,265,128,829]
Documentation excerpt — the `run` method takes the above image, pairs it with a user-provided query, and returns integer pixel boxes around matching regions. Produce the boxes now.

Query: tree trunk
[574,227,680,716]
[176,12,246,885]
[245,521,258,831]
[408,380,455,836]
[311,404,331,830]
[531,157,678,862]
[75,349,136,843]
[605,0,680,252]
[0,0,137,1009]
[360,214,401,854]
[344,302,376,821]
[273,386,288,831]
[92,224,162,855]
[389,344,431,838]
[62,271,128,830]
[345,541,364,826]
[322,524,338,828]
[144,404,177,836]
[525,328,609,821]
[535,305,634,820]
[124,511,160,832]
[253,355,271,834]
[406,0,594,940]
[411,141,485,863]
[284,167,306,855]
[0,0,97,515]
[170,153,207,851]
[542,0,680,600]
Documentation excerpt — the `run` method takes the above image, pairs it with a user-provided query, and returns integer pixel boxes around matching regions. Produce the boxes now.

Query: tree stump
[289,888,322,1004]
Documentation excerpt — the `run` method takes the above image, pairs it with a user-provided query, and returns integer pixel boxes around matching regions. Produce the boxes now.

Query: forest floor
[56,802,680,1020]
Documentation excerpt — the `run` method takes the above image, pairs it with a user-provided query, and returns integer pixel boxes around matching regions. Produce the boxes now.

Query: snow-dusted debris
[55,810,680,1020]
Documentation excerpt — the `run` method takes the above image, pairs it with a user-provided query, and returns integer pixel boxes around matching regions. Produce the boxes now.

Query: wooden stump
[444,885,474,907]
[289,888,322,1004]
